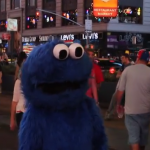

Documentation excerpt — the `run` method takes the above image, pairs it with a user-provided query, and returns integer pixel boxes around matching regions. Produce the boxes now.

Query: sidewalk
[0,94,150,150]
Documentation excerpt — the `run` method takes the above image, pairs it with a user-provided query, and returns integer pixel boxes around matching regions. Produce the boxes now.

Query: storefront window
[11,0,20,9]
[0,20,6,32]
[43,0,56,28]
[0,0,5,12]
[62,0,77,26]
[22,36,50,55]
[26,16,37,29]
[118,6,142,24]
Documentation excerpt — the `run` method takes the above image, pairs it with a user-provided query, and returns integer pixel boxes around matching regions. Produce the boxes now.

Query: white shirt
[12,79,26,113]
[118,64,150,114]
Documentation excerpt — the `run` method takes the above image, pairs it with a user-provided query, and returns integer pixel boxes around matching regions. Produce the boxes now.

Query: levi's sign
[60,34,75,41]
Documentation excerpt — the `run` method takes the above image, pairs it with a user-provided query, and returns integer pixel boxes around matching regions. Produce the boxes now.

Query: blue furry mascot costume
[19,39,108,150]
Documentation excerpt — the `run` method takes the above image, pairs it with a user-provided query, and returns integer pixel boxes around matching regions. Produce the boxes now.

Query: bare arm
[116,69,127,104]
[10,80,20,130]
[91,75,98,103]
[14,64,19,81]
[10,102,17,124]
[116,90,124,105]
[116,70,122,78]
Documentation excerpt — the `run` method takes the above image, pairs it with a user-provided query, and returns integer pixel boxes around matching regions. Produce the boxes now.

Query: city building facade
[0,0,149,56]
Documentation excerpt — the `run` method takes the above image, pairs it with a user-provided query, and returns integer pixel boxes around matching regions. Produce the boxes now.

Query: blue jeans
[125,112,150,146]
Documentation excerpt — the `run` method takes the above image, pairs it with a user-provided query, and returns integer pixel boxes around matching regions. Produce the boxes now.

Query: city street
[0,94,150,150]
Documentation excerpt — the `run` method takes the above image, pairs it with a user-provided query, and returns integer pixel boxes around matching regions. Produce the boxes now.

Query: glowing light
[137,8,141,15]
[27,17,30,20]
[50,17,53,21]
[86,10,89,14]
[66,13,69,19]
[44,15,46,18]
[124,8,132,14]
[36,12,39,15]
[98,18,101,22]
[46,17,49,22]
[32,19,35,24]
[27,25,29,28]
[63,13,66,16]
[109,67,115,74]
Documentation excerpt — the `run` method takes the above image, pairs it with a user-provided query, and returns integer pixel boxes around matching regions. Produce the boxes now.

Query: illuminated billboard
[7,18,18,31]
[93,0,118,17]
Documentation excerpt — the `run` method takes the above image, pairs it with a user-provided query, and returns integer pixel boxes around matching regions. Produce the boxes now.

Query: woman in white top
[10,53,27,131]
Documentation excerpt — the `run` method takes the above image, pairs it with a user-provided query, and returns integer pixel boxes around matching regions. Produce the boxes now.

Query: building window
[62,0,77,26]
[118,7,142,24]
[11,0,20,9]
[84,0,100,23]
[0,0,5,12]
[26,16,37,29]
[0,20,6,32]
[43,14,56,28]
[43,0,56,28]
[27,0,36,7]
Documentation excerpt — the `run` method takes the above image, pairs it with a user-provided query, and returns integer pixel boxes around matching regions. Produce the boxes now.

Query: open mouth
[36,81,84,94]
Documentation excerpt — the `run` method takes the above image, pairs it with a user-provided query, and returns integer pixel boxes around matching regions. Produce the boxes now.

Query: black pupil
[75,47,83,57]
[59,50,67,59]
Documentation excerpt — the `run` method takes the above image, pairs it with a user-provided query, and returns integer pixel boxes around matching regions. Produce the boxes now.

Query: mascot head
[21,39,92,110]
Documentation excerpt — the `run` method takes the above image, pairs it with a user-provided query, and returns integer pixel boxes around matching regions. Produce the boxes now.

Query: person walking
[86,48,104,89]
[105,53,131,120]
[0,63,2,94]
[14,51,27,81]
[10,53,27,130]
[116,49,150,150]
[86,63,98,104]
[86,48,103,105]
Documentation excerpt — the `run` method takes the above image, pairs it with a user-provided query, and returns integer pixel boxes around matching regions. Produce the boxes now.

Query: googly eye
[53,44,69,60]
[69,43,84,59]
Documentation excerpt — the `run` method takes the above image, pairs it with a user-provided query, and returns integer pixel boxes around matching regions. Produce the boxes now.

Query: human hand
[116,104,124,118]
[10,120,17,131]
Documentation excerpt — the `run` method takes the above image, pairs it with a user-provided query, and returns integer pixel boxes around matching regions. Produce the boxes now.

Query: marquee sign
[93,0,118,17]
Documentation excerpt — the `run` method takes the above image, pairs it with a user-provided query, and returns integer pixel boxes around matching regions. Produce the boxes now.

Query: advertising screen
[93,0,118,17]
[7,18,18,31]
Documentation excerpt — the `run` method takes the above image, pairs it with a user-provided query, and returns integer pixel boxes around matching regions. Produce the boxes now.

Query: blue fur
[19,39,108,150]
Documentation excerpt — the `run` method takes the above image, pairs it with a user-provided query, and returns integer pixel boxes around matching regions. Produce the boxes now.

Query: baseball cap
[137,49,149,62]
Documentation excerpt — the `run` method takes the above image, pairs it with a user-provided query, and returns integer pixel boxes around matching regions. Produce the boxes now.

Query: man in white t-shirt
[116,49,150,150]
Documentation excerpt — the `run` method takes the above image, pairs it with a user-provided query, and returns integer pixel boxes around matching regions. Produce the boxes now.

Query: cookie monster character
[19,39,108,150]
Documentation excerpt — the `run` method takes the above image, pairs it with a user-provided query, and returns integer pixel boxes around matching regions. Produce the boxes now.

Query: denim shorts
[125,113,150,146]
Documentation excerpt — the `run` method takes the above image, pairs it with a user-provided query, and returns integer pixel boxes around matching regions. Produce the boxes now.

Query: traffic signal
[36,11,40,21]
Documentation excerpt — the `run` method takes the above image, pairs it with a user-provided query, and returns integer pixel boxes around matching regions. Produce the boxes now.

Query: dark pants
[16,112,23,127]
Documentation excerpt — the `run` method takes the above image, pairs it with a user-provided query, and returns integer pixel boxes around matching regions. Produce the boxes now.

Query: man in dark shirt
[105,53,131,120]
